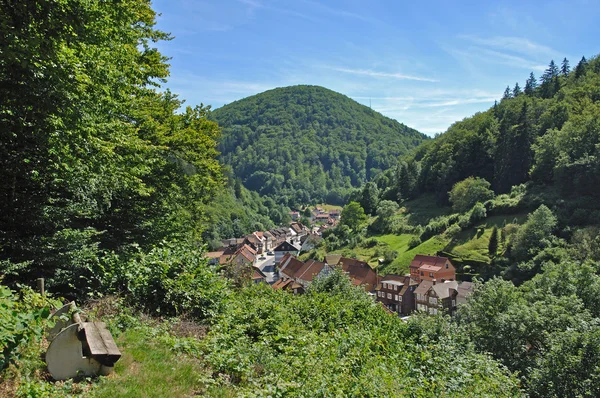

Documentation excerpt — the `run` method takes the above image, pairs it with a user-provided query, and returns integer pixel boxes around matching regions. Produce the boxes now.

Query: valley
[2,1,600,397]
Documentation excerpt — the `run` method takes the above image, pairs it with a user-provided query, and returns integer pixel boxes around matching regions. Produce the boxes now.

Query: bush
[384,250,399,263]
[469,202,487,223]
[445,223,462,237]
[408,235,422,249]
[105,243,230,320]
[0,285,58,371]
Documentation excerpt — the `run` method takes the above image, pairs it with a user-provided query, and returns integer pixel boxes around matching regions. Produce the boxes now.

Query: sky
[151,0,599,136]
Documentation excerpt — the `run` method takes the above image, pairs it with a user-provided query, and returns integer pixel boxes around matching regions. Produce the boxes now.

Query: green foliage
[459,260,600,397]
[212,85,427,206]
[359,181,380,216]
[340,201,368,232]
[469,202,487,223]
[379,55,600,206]
[197,276,521,396]
[449,177,495,213]
[511,205,557,261]
[104,243,229,320]
[372,200,400,233]
[0,285,59,371]
[0,0,223,298]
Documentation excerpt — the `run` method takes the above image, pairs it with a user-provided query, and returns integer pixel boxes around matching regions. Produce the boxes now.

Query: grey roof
[431,281,458,299]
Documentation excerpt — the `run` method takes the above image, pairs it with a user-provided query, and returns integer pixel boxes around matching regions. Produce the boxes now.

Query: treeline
[211,85,427,207]
[375,55,600,212]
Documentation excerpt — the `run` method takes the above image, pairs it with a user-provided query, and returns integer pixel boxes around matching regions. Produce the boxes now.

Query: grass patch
[312,203,343,212]
[445,213,528,263]
[89,326,233,398]
[90,328,204,398]
[374,234,413,250]
[402,194,452,226]
[387,235,451,274]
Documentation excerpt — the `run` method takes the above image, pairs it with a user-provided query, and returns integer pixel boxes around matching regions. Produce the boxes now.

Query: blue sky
[151,0,598,135]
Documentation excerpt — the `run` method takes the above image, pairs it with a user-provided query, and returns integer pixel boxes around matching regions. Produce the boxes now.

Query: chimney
[432,278,437,285]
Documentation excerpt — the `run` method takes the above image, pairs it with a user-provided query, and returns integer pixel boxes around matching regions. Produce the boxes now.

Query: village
[206,207,473,317]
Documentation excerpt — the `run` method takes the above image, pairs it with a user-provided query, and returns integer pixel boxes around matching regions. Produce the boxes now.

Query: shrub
[470,202,487,223]
[408,235,422,249]
[445,223,462,238]
[105,243,230,320]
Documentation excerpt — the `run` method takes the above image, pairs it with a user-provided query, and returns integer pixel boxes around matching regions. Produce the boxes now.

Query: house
[279,253,305,279]
[300,233,320,252]
[332,257,378,292]
[205,251,224,266]
[231,244,257,267]
[274,241,300,264]
[414,279,473,316]
[409,255,456,283]
[290,222,308,240]
[274,254,333,293]
[375,274,418,315]
[263,231,275,251]
[251,266,268,284]
[415,280,459,315]
[329,209,341,219]
[244,232,266,254]
[289,211,300,221]
[221,237,245,248]
[315,213,330,223]
[272,278,294,291]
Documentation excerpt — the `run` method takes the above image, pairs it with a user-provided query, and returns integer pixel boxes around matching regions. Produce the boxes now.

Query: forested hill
[211,85,427,206]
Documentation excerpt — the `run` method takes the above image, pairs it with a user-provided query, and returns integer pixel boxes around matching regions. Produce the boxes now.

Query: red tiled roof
[280,256,305,279]
[410,255,450,270]
[252,267,267,280]
[272,278,294,290]
[338,257,378,291]
[206,251,224,259]
[419,264,443,272]
[295,259,327,282]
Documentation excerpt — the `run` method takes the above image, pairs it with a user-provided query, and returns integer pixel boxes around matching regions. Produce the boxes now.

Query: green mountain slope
[377,56,600,209]
[211,85,427,206]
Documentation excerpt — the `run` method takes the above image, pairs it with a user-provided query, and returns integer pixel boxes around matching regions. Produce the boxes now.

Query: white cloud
[458,35,557,56]
[329,67,439,82]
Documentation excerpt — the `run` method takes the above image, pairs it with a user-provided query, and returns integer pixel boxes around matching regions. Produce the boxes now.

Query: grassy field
[385,235,451,275]
[445,213,528,262]
[328,233,450,276]
[312,203,343,212]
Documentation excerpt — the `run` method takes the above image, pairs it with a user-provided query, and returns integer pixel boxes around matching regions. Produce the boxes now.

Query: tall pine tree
[513,82,522,97]
[502,86,512,100]
[561,57,570,76]
[488,226,499,257]
[575,56,588,78]
[524,72,538,95]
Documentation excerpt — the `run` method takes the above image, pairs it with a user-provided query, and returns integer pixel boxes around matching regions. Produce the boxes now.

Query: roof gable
[274,241,299,252]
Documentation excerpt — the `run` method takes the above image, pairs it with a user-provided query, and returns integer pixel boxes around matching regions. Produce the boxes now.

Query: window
[398,296,402,302]
[420,271,424,276]
[429,297,437,305]
[394,295,398,301]
[383,283,387,289]
[429,272,434,278]
[446,263,449,269]
[429,308,438,315]
[387,293,392,299]
[393,285,397,291]
[452,299,456,307]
